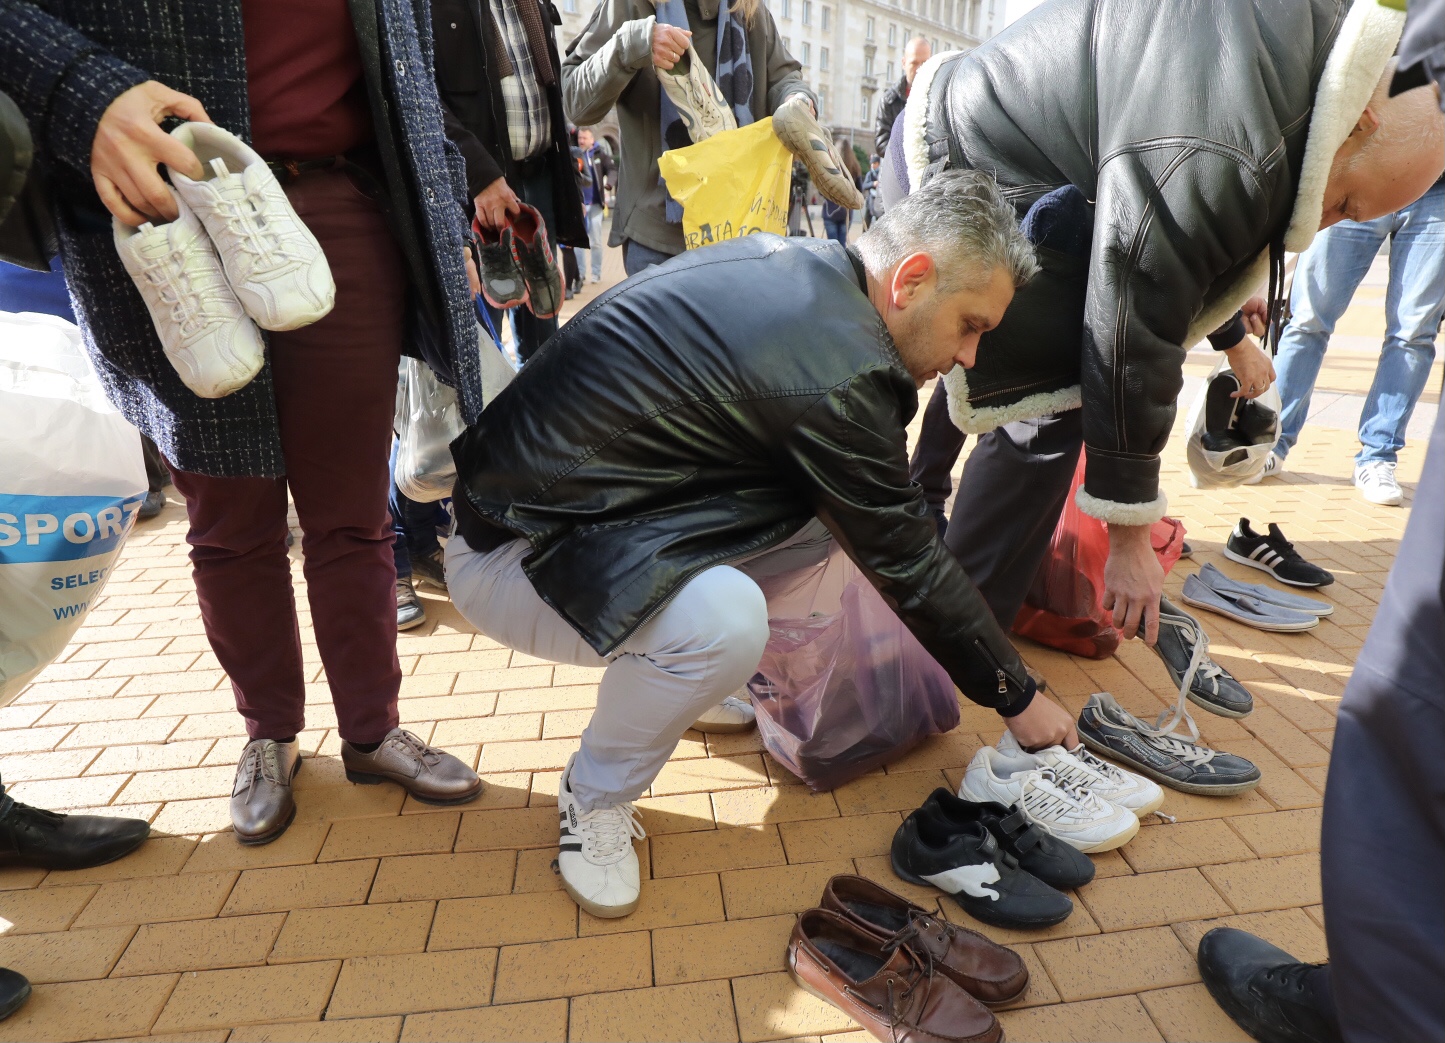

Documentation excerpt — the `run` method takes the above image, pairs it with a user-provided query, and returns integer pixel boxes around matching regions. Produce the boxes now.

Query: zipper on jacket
[973,638,1023,698]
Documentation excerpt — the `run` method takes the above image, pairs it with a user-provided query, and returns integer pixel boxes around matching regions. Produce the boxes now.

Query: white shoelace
[1019,768,1109,825]
[1146,611,1219,743]
[579,801,646,861]
[139,241,232,341]
[208,159,303,276]
[1061,744,1134,789]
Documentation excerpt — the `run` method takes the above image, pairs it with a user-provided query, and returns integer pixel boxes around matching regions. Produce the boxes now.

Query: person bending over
[445,171,1077,918]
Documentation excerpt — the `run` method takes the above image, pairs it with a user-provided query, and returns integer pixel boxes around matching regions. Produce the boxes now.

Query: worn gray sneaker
[396,576,426,631]
[1077,693,1260,796]
[231,738,302,844]
[1180,574,1319,633]
[1149,597,1253,718]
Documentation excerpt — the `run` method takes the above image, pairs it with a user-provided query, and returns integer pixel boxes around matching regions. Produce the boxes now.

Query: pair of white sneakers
[113,123,335,399]
[960,731,1165,853]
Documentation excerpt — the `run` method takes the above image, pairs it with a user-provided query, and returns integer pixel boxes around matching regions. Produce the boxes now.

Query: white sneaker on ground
[113,197,266,399]
[959,746,1139,853]
[168,122,335,331]
[691,693,756,734]
[558,754,646,918]
[1241,450,1284,485]
[1354,460,1403,506]
[996,730,1165,817]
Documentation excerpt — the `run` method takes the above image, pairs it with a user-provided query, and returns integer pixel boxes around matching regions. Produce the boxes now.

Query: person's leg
[587,203,605,281]
[908,381,969,532]
[1321,405,1445,1041]
[944,410,1082,627]
[1273,218,1387,460]
[1355,183,1445,467]
[273,169,408,745]
[622,239,675,277]
[512,168,561,362]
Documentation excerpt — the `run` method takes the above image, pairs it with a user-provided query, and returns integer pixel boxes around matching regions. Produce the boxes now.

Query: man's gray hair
[857,170,1038,291]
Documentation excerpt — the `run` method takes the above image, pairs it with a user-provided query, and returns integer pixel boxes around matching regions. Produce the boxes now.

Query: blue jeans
[388,438,447,578]
[481,166,560,363]
[585,204,605,280]
[622,239,676,277]
[824,218,849,245]
[1274,180,1445,466]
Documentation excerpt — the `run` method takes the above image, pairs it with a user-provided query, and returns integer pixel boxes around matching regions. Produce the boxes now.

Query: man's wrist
[997,679,1037,718]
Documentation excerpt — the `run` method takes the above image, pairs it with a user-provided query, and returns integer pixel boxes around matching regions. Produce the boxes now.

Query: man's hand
[464,247,481,297]
[473,177,521,230]
[1223,336,1276,400]
[91,81,211,227]
[1240,295,1269,338]
[652,23,692,70]
[1004,693,1079,751]
[1103,523,1164,645]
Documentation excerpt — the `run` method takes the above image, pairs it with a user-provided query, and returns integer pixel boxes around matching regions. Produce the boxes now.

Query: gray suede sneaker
[1149,597,1253,718]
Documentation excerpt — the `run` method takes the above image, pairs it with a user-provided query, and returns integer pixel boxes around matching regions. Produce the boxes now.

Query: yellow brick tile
[492,932,651,1004]
[429,891,577,949]
[45,835,197,887]
[429,713,542,746]
[455,666,554,692]
[778,812,900,864]
[182,826,329,875]
[0,925,133,982]
[829,769,949,816]
[328,948,498,1018]
[711,786,839,827]
[731,971,858,1043]
[399,1000,568,1043]
[85,739,215,775]
[1035,926,1198,1001]
[1121,820,1257,873]
[580,874,725,936]
[113,912,286,975]
[539,708,592,739]
[0,725,75,755]
[0,748,98,783]
[1077,868,1232,932]
[7,773,129,809]
[0,704,53,730]
[144,690,237,717]
[1138,984,1253,1043]
[96,652,200,677]
[370,851,515,903]
[230,1017,402,1043]
[0,974,179,1043]
[223,860,377,916]
[318,813,459,862]
[168,712,250,741]
[881,730,985,773]
[1171,907,1328,965]
[389,693,500,721]
[0,867,45,891]
[118,764,237,803]
[66,637,173,662]
[492,685,599,718]
[996,995,1165,1043]
[150,797,233,836]
[1155,787,1275,823]
[14,677,127,703]
[455,807,558,851]
[633,792,716,835]
[1002,943,1062,1010]
[151,961,340,1033]
[654,913,794,984]
[1227,807,1322,858]
[411,650,513,675]
[75,871,237,927]
[1226,739,1325,811]
[650,754,770,796]
[512,848,565,894]
[720,860,856,920]
[651,825,786,878]
[477,738,578,774]
[571,980,739,1042]
[1239,706,1331,768]
[1200,853,1321,914]
[269,901,434,963]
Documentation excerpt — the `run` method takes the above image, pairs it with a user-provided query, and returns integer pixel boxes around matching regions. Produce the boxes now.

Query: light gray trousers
[446,520,832,809]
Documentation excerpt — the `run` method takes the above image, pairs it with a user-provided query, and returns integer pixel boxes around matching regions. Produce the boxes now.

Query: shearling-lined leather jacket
[906,0,1403,523]
[452,235,1036,714]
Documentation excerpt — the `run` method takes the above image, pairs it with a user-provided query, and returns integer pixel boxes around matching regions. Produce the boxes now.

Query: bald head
[1321,63,1445,229]
[903,37,932,84]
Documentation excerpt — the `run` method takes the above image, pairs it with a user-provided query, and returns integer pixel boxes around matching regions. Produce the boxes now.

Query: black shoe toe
[0,968,29,1022]
[1197,928,1340,1043]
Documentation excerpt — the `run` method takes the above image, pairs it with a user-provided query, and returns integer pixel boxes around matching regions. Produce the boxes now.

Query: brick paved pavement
[0,234,1437,1041]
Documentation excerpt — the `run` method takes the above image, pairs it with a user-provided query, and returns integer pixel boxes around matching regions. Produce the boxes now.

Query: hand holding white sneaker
[558,754,646,918]
[113,196,266,399]
[167,123,335,331]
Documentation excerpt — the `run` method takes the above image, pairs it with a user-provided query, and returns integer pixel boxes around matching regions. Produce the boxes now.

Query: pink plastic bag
[748,549,960,791]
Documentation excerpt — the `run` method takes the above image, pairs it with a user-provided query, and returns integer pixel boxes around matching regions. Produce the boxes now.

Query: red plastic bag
[748,549,960,791]
[1012,458,1185,659]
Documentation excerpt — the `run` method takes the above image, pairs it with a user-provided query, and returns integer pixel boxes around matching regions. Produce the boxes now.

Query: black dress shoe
[0,968,29,1021]
[0,801,150,871]
[1197,928,1341,1043]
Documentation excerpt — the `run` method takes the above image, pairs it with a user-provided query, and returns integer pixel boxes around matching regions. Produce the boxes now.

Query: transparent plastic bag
[1185,355,1282,488]
[749,548,960,791]
[1012,457,1185,659]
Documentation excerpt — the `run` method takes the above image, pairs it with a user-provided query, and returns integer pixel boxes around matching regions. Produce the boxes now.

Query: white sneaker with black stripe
[557,754,645,918]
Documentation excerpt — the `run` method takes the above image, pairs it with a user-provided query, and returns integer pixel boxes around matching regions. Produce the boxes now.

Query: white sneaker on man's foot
[1354,460,1403,506]
[113,197,265,399]
[692,694,756,733]
[558,754,646,918]
[1241,451,1284,485]
[168,122,335,331]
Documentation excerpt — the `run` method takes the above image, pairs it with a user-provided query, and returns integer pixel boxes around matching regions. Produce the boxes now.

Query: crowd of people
[1,0,1443,1038]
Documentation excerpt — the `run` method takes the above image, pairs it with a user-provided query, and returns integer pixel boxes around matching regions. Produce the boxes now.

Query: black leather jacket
[452,235,1036,714]
[874,76,908,158]
[919,0,1346,518]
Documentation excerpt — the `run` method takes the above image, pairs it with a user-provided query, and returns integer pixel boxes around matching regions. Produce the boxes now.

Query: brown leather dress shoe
[822,874,1029,1007]
[231,738,301,845]
[341,729,482,805]
[788,909,1001,1043]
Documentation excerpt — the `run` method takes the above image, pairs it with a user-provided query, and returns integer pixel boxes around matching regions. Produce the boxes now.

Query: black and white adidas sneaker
[557,754,646,919]
[1224,519,1334,588]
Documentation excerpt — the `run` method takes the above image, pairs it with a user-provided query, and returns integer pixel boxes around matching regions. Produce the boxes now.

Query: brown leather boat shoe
[787,908,1002,1043]
[341,728,482,805]
[821,874,1029,1007]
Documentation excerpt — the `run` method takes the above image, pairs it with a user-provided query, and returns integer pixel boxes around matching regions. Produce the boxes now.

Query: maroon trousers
[171,169,405,743]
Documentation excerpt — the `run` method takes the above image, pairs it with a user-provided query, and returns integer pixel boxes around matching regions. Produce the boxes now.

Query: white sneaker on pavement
[959,746,1139,853]
[691,693,756,734]
[113,197,266,399]
[1354,460,1403,506]
[558,754,646,918]
[168,122,335,331]
[996,730,1165,817]
[1241,450,1284,485]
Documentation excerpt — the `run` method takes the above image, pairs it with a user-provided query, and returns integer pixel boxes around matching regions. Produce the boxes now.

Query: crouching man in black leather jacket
[446,171,1074,919]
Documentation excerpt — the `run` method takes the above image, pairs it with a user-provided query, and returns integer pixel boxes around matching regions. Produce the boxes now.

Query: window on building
[863,54,873,75]
[801,0,812,25]
[781,0,791,18]
[820,46,829,70]
[821,5,831,30]
[932,36,939,51]
[865,15,875,38]
[904,0,913,11]
[885,60,894,81]
[783,35,792,50]
[888,22,897,45]
[819,86,829,119]
[563,0,577,11]
[801,41,811,65]
[861,91,872,121]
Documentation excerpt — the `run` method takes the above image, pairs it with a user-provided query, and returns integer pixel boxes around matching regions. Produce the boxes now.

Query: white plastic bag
[1,312,147,705]
[1184,355,1282,488]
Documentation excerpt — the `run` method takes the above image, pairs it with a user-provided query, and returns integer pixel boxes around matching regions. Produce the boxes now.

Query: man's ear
[1351,105,1382,140]
[889,252,935,307]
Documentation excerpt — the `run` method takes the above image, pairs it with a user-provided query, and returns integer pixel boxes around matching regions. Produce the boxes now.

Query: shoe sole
[1222,546,1330,588]
[397,611,427,631]
[1055,814,1139,854]
[1079,734,1261,796]
[772,109,864,210]
[1123,789,1166,818]
[235,757,303,846]
[0,980,31,1022]
[412,574,449,594]
[344,770,483,806]
[1179,592,1318,633]
[562,877,640,919]
[1356,488,1403,506]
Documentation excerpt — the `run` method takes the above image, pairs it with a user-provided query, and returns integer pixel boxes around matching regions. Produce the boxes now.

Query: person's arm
[758,9,815,115]
[874,91,896,157]
[561,0,657,125]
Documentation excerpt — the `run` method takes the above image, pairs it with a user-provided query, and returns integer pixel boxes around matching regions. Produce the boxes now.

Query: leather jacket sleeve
[782,360,1036,712]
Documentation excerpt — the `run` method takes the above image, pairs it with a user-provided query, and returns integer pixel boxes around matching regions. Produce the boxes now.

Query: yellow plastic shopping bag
[657,120,793,249]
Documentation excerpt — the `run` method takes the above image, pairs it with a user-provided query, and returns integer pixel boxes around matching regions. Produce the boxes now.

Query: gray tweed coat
[0,0,479,477]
